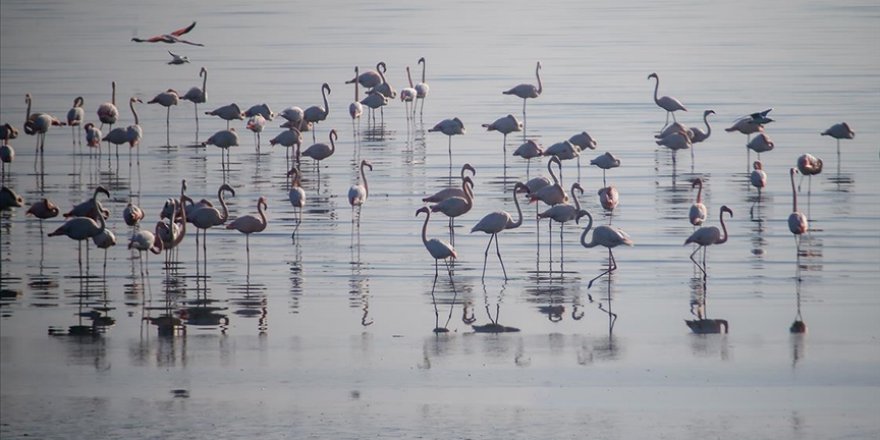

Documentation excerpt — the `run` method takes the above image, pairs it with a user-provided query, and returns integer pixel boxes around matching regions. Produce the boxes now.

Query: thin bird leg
[447,136,452,168]
[431,259,440,330]
[560,222,564,275]
[689,245,707,277]
[494,233,507,281]
[481,234,495,281]
[246,234,251,272]
[166,107,171,146]
[587,248,618,289]
[444,259,458,328]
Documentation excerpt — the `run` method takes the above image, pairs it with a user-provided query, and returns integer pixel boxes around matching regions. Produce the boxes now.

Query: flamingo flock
[0,52,856,336]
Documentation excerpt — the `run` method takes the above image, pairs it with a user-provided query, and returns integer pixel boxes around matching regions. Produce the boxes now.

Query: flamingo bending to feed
[647,72,687,128]
[471,182,528,281]
[131,21,204,46]
[416,206,458,332]
[227,196,268,268]
[684,205,733,277]
[580,211,634,288]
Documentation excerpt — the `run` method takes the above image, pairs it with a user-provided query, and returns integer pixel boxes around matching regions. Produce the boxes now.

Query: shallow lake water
[1,0,879,438]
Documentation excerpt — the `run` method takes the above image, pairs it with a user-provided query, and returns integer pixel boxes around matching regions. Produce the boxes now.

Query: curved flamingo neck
[420,210,430,247]
[547,158,559,185]
[703,112,712,136]
[790,169,799,212]
[322,85,330,117]
[258,199,267,229]
[360,163,370,199]
[718,209,730,244]
[130,99,140,125]
[535,63,542,95]
[509,185,524,229]
[151,232,164,255]
[328,131,336,154]
[218,188,230,222]
[572,184,582,211]
[176,185,187,242]
[201,69,207,95]
[579,212,595,248]
[406,67,414,88]
[651,76,660,105]
[695,180,703,204]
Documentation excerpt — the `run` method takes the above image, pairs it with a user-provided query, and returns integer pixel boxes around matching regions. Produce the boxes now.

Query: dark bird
[132,22,204,46]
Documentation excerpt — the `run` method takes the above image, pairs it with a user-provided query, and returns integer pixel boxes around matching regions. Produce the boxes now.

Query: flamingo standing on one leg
[483,114,523,162]
[287,167,305,235]
[513,140,543,177]
[189,183,235,270]
[415,57,430,117]
[129,229,163,279]
[67,96,85,148]
[348,160,373,226]
[97,82,119,157]
[580,211,634,288]
[226,196,268,270]
[689,178,708,227]
[349,67,364,124]
[796,153,823,217]
[181,67,208,141]
[684,205,733,277]
[590,152,621,187]
[788,168,809,248]
[416,206,458,332]
[647,72,687,129]
[205,103,244,130]
[471,182,528,281]
[503,61,542,139]
[428,117,465,166]
[203,128,239,173]
[304,83,331,143]
[147,89,179,146]
[48,191,110,274]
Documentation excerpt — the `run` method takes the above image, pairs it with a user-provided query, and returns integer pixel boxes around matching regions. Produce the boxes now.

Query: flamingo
[513,140,543,176]
[203,128,239,171]
[422,163,476,203]
[655,129,692,166]
[0,186,24,210]
[181,67,208,139]
[244,103,274,121]
[372,61,396,100]
[598,185,619,212]
[131,21,204,46]
[727,108,773,163]
[301,128,337,171]
[48,191,109,271]
[348,160,373,224]
[590,152,621,187]
[345,62,384,89]
[471,182,528,281]
[788,168,808,246]
[287,167,305,234]
[303,83,330,143]
[92,228,117,276]
[821,122,854,158]
[24,93,64,152]
[482,114,523,156]
[349,67,364,122]
[746,132,774,160]
[278,107,305,126]
[687,109,716,163]
[226,196,268,268]
[129,228,163,278]
[167,51,189,65]
[97,81,119,135]
[416,206,458,332]
[102,97,143,165]
[684,205,733,277]
[83,123,102,159]
[750,161,767,198]
[0,124,18,142]
[156,181,188,263]
[360,92,388,125]
[580,211,634,288]
[189,183,235,265]
[246,114,267,151]
[538,182,587,270]
[647,72,687,128]
[528,156,568,206]
[689,178,708,227]
[569,131,598,152]
[0,142,12,182]
[430,174,474,245]
[401,67,418,118]
[428,117,465,165]
[796,154,823,209]
[148,89,179,145]
[67,96,84,146]
[63,185,110,221]
[415,57,430,116]
[269,127,303,166]
[123,201,145,227]
[205,103,244,130]
[26,198,59,220]
[503,61,542,138]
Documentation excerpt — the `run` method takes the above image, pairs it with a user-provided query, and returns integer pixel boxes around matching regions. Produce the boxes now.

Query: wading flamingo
[689,178,707,226]
[580,211,634,288]
[415,57,430,116]
[348,160,373,224]
[684,205,732,277]
[647,72,687,129]
[503,61,542,138]
[226,196,268,269]
[416,206,458,332]
[304,83,330,143]
[471,182,528,281]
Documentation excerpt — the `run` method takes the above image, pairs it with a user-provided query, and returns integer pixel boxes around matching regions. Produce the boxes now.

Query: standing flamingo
[538,182,587,271]
[727,108,773,165]
[0,141,13,182]
[482,114,523,157]
[24,94,64,152]
[422,164,476,203]
[26,198,60,220]
[129,229,163,278]
[788,168,808,246]
[349,67,364,123]
[528,156,568,206]
[513,140,543,177]
[503,61,542,138]
[287,167,305,234]
[430,173,473,245]
[67,96,85,147]
[746,133,774,160]
[415,57,430,116]
[182,67,208,140]
[750,161,767,198]
[84,123,102,157]
[346,63,383,88]
[655,129,692,167]
[647,72,687,129]
[63,185,110,220]
[689,178,708,226]
[428,117,465,165]
[598,185,619,212]
[123,201,145,227]
[92,228,117,276]
[684,205,733,277]
[203,128,239,172]
[372,61,396,101]
[687,109,715,163]
[156,181,188,264]
[796,154,823,213]
[348,160,373,224]
[205,103,244,129]
[590,152,621,187]
[102,97,143,166]
[822,122,854,165]
[148,89,179,145]
[189,183,235,267]
[416,206,458,332]
[304,83,330,143]
[270,127,303,168]
[580,211,634,288]
[48,191,109,272]
[226,196,268,269]
[470,182,528,281]
[246,114,267,152]
[401,67,418,119]
[301,128,337,172]
[97,81,119,137]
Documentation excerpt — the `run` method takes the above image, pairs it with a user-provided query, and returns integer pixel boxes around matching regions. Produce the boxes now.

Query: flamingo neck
[572,184,582,211]
[704,113,712,136]
[420,59,426,83]
[509,185,524,229]
[579,212,595,248]
[790,170,799,212]
[176,187,187,240]
[25,95,31,120]
[548,159,559,185]
[718,210,730,245]
[151,232,164,255]
[329,131,336,154]
[322,86,330,117]
[361,164,370,199]
[219,188,230,222]
[652,76,660,105]
[420,210,430,246]
[407,67,414,88]
[535,63,543,95]
[354,69,360,100]
[696,181,703,204]
[258,200,267,229]
[111,82,116,106]
[201,69,207,95]
[130,99,140,125]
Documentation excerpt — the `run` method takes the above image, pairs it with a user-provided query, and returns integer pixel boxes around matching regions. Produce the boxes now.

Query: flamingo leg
[494,233,507,281]
[481,233,494,281]
[689,245,707,277]
[444,258,458,328]
[588,248,618,289]
[431,259,440,330]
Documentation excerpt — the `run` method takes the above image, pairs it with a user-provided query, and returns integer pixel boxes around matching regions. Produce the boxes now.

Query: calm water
[2,0,879,438]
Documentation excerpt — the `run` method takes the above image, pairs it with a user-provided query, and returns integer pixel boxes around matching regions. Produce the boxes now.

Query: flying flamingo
[503,61,542,138]
[226,196,268,269]
[422,163,476,203]
[689,178,708,226]
[131,21,204,46]
[590,152,621,187]
[647,72,687,129]
[301,128,337,172]
[470,182,528,281]
[203,128,239,172]
[684,205,733,277]
[67,96,84,147]
[416,206,458,332]
[428,117,465,165]
[513,140,543,177]
[123,201,145,227]
[287,167,305,234]
[349,67,364,123]
[148,89,179,145]
[788,168,808,246]
[24,93,65,152]
[205,103,244,130]
[181,67,207,139]
[304,83,331,143]
[348,159,373,224]
[580,211,634,288]
[189,183,235,267]
[430,173,474,245]
[482,114,523,157]
[415,57,430,116]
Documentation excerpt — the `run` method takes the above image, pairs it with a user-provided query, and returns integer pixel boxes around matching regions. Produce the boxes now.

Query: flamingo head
[220,183,236,197]
[415,206,430,217]
[721,205,733,217]
[705,109,716,117]
[753,161,763,170]
[647,72,658,80]
[462,163,476,176]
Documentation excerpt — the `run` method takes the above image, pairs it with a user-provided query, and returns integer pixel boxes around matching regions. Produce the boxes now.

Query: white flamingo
[67,96,84,146]
[590,152,621,187]
[428,117,465,165]
[203,128,239,171]
[689,178,708,227]
[181,67,207,139]
[287,167,305,234]
[304,83,331,143]
[788,168,808,246]
[148,89,179,145]
[246,114,267,151]
[416,206,458,332]
[415,57,430,116]
[129,229,163,278]
[348,159,373,224]
[401,67,418,118]
[349,67,364,122]
[471,182,528,281]
[482,114,523,155]
[226,196,268,269]
[684,205,732,277]
[580,211,634,288]
[647,72,687,128]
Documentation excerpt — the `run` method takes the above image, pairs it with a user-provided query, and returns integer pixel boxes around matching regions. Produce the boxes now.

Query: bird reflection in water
[348,244,373,328]
[790,237,808,335]
[472,282,519,333]
[686,273,728,334]
[48,275,114,337]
